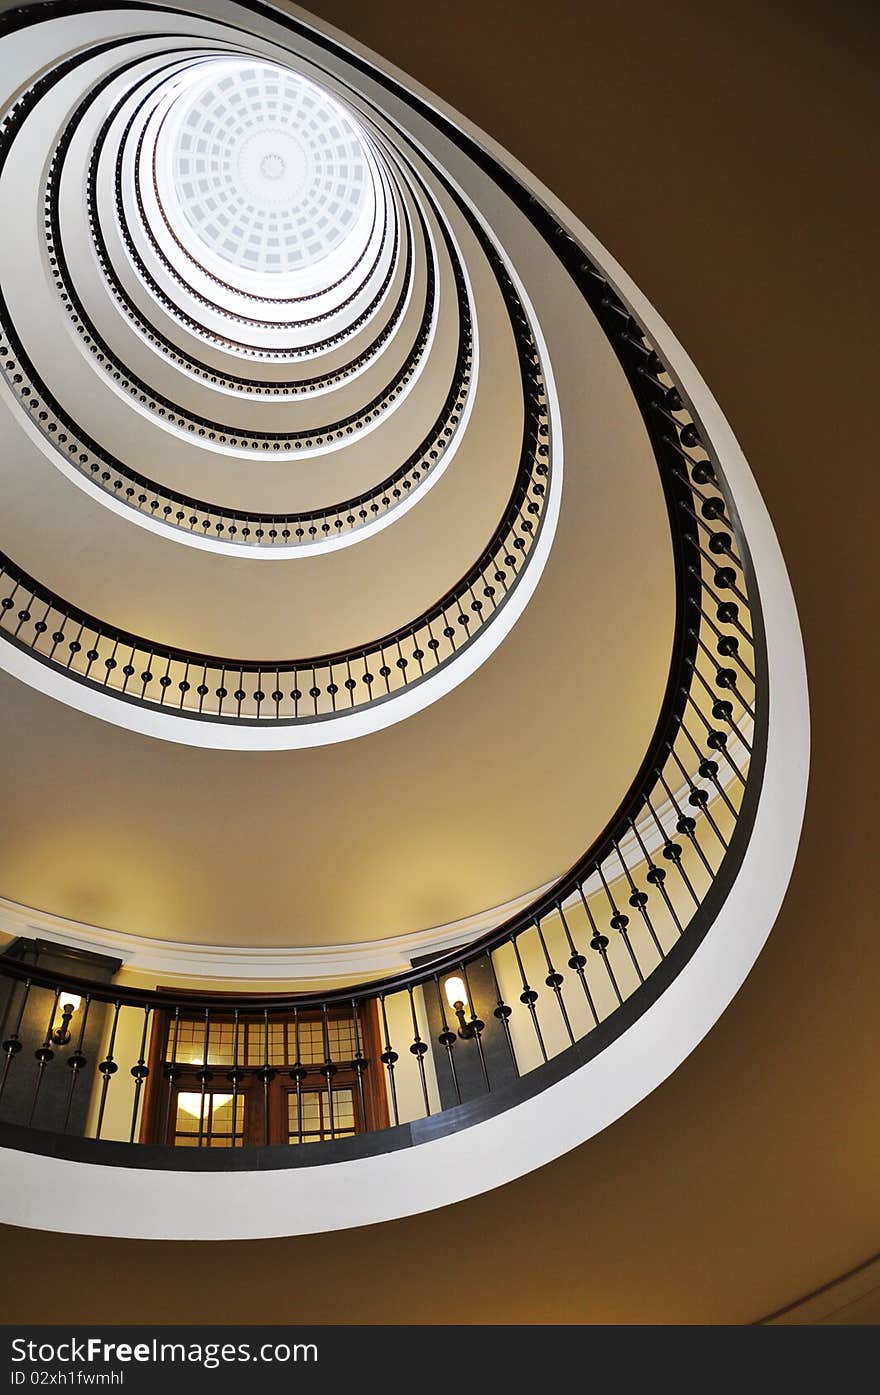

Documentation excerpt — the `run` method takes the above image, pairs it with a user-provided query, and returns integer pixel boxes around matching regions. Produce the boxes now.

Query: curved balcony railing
[48,59,438,426]
[0,365,545,719]
[124,78,402,338]
[96,61,400,350]
[0,0,764,1170]
[145,82,388,314]
[0,49,481,548]
[0,258,760,1160]
[0,63,547,709]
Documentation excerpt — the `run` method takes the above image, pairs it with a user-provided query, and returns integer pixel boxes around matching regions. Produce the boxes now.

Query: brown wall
[3,0,879,1323]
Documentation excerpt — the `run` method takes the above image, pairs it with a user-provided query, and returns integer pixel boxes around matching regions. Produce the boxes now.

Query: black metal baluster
[235,665,244,720]
[668,730,731,845]
[158,654,172,705]
[512,934,547,1062]
[690,599,756,685]
[691,665,753,753]
[684,723,741,823]
[65,621,85,671]
[613,837,665,960]
[228,1008,242,1148]
[628,812,684,936]
[258,1007,275,1146]
[656,765,717,875]
[577,882,623,1005]
[1,579,21,633]
[289,1007,304,1144]
[412,628,426,677]
[460,962,490,1090]
[48,611,68,663]
[557,901,600,1026]
[534,917,575,1045]
[598,862,644,984]
[684,700,744,798]
[407,986,431,1117]
[0,977,31,1108]
[691,626,754,719]
[487,950,519,1072]
[121,645,136,695]
[62,993,92,1134]
[426,618,441,668]
[139,648,153,701]
[27,989,60,1126]
[351,998,368,1129]
[196,1008,211,1148]
[162,1005,181,1144]
[321,1002,336,1140]
[441,605,458,655]
[692,572,754,648]
[689,536,749,607]
[378,994,399,1125]
[95,1001,121,1140]
[644,789,700,908]
[103,637,120,690]
[433,975,461,1104]
[129,1006,151,1143]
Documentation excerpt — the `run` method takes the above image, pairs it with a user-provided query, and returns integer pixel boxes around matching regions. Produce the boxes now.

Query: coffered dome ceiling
[163,59,373,282]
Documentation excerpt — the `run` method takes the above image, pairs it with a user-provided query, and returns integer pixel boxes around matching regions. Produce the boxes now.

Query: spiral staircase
[0,0,809,1247]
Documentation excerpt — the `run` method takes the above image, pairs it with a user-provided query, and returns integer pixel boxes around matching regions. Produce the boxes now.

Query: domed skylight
[158,59,373,286]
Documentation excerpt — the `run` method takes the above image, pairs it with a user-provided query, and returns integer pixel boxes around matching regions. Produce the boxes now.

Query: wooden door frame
[139,997,390,1144]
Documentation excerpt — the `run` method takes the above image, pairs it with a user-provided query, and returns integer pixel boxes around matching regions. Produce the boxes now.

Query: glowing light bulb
[444,976,467,1011]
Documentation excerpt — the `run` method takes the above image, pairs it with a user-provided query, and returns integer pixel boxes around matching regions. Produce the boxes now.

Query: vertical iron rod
[28,989,60,1127]
[407,986,431,1117]
[95,1001,121,1141]
[62,994,92,1135]
[378,994,399,1126]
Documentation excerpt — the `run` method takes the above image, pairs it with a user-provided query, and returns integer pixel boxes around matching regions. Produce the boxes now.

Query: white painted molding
[0,876,557,981]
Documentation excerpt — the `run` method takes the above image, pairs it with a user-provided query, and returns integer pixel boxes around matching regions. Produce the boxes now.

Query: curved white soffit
[0,3,808,1240]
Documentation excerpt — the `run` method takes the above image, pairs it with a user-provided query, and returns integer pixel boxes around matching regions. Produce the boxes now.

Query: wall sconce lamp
[444,975,480,1039]
[52,993,82,1045]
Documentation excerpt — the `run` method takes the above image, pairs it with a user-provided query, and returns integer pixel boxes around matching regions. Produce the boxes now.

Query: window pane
[288,1087,355,1142]
[167,1012,358,1070]
[173,1090,244,1146]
